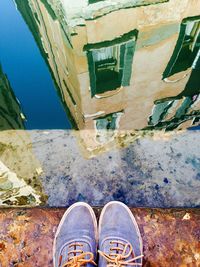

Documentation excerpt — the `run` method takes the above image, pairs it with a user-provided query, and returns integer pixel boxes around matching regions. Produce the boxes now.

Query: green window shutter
[87,51,97,97]
[149,101,172,125]
[163,23,187,79]
[119,44,126,81]
[121,40,136,87]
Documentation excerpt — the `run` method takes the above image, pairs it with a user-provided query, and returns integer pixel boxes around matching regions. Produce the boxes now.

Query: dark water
[0,0,71,129]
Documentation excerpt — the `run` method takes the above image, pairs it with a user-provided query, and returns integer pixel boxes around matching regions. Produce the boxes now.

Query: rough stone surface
[0,208,199,267]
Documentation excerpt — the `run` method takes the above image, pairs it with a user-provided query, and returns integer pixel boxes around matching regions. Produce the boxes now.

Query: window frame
[163,15,200,79]
[84,29,138,97]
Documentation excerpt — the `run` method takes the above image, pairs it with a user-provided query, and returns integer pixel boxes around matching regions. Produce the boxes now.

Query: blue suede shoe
[98,201,143,267]
[53,202,98,267]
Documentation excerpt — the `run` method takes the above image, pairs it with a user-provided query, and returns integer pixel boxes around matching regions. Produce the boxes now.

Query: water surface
[0,0,71,129]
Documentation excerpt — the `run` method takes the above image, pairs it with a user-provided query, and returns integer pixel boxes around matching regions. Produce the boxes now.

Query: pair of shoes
[53,201,143,267]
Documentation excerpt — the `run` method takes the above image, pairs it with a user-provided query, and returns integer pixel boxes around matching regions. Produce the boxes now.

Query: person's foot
[98,201,143,267]
[53,202,98,267]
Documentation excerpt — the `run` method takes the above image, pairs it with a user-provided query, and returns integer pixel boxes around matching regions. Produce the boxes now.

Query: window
[96,112,122,130]
[163,16,200,79]
[148,96,199,131]
[88,0,104,4]
[149,101,173,126]
[95,111,123,143]
[92,46,121,94]
[85,29,138,97]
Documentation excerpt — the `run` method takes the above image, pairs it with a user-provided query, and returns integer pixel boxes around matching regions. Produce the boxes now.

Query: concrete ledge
[0,207,199,266]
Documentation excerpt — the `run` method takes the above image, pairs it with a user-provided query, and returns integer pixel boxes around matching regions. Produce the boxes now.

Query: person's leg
[98,201,143,267]
[53,202,97,267]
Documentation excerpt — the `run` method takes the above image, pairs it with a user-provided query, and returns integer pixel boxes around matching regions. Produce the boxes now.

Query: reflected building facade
[16,0,200,152]
[0,65,26,130]
[0,66,45,206]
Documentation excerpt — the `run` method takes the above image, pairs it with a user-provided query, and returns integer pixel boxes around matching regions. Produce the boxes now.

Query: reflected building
[0,65,26,130]
[0,66,46,206]
[15,0,200,152]
[148,18,200,131]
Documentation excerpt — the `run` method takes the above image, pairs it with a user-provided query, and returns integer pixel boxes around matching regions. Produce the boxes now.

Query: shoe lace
[98,241,143,267]
[59,243,97,267]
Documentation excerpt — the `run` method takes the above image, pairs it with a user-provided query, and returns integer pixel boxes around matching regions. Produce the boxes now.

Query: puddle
[0,0,199,206]
[0,0,199,134]
[0,0,71,129]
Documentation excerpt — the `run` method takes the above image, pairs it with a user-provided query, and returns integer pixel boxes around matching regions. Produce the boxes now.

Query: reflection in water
[0,129,47,206]
[148,55,200,131]
[0,0,199,207]
[0,0,71,130]
[148,16,200,131]
[0,65,26,130]
[0,64,46,206]
[9,0,200,151]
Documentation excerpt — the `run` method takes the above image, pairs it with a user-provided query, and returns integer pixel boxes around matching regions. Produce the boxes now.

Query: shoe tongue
[101,237,134,260]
